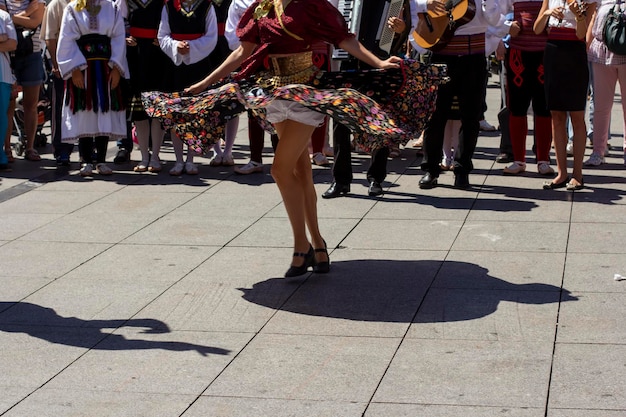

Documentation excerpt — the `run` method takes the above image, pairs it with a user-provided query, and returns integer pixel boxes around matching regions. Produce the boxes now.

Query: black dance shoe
[313,241,330,274]
[418,173,438,189]
[368,181,383,196]
[322,182,350,199]
[284,246,314,278]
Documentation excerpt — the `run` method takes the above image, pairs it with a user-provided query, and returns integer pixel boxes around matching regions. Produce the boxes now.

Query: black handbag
[604,0,626,55]
[13,28,35,58]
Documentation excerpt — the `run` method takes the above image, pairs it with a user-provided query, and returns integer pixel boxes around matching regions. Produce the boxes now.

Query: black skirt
[543,39,589,111]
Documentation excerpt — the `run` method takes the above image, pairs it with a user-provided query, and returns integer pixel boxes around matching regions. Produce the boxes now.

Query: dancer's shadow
[0,302,230,356]
[238,260,577,323]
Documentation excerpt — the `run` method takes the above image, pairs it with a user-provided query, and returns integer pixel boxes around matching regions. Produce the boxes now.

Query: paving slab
[373,339,553,408]
[3,389,196,417]
[185,397,366,417]
[549,343,626,410]
[364,403,544,417]
[205,333,401,402]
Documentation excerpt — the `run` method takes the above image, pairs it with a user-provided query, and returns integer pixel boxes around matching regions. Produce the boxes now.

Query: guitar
[413,0,476,51]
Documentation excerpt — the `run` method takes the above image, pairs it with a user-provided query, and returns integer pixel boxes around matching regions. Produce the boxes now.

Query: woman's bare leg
[272,120,321,267]
[569,110,586,185]
[551,111,569,184]
[293,145,328,264]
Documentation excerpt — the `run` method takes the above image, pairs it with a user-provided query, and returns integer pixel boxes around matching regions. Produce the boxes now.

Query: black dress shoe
[114,149,130,164]
[419,173,438,189]
[495,152,513,163]
[368,181,383,196]
[285,246,314,278]
[454,172,470,189]
[322,182,350,199]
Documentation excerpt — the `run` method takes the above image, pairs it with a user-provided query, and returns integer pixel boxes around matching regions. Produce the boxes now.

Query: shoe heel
[313,240,330,274]
[285,246,314,278]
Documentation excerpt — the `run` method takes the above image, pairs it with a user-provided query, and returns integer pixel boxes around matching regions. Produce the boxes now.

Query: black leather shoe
[322,182,350,199]
[454,172,470,189]
[114,149,130,164]
[285,246,314,278]
[368,181,383,196]
[419,173,438,189]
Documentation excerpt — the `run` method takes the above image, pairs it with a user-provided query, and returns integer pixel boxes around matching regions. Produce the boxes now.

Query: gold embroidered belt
[256,51,319,89]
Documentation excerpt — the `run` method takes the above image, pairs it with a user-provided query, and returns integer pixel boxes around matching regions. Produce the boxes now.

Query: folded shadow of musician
[237,259,577,324]
[0,302,230,356]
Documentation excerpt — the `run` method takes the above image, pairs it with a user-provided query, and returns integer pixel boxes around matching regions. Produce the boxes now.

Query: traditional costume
[159,0,218,92]
[57,0,129,142]
[126,0,170,120]
[142,0,446,155]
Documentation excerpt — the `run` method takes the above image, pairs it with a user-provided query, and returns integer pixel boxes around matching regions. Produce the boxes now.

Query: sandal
[25,149,41,161]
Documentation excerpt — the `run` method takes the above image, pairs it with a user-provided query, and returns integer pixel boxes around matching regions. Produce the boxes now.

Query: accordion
[332,0,404,60]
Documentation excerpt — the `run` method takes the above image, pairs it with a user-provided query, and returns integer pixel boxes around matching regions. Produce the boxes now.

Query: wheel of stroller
[36,133,47,148]
[15,141,24,156]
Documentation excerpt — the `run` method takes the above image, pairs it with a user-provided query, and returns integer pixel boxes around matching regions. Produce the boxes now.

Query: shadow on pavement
[0,302,230,356]
[238,259,577,323]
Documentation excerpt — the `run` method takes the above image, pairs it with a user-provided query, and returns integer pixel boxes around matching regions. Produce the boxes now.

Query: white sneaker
[184,161,198,175]
[80,163,94,177]
[503,161,526,175]
[311,152,329,166]
[583,153,605,167]
[566,141,574,156]
[234,160,263,174]
[169,161,184,176]
[96,163,113,175]
[537,161,555,175]
[479,120,496,132]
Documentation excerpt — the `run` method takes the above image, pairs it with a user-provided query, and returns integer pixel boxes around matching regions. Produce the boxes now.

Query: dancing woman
[143,0,445,277]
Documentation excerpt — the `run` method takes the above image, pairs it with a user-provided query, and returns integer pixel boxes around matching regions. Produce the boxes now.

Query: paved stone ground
[0,79,625,417]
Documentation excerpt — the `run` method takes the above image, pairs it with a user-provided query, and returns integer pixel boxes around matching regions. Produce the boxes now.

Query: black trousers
[332,121,389,185]
[421,53,487,176]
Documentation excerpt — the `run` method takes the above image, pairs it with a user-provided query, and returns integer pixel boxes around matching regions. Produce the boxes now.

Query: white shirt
[0,8,16,84]
[158,2,218,66]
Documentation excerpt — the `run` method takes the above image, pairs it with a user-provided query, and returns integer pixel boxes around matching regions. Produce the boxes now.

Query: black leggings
[78,136,109,163]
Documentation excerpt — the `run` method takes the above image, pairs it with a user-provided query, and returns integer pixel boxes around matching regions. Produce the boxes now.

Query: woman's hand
[126,36,137,47]
[71,69,84,89]
[378,55,402,70]
[568,0,589,19]
[547,6,565,21]
[184,80,208,95]
[109,66,120,89]
[509,21,521,37]
[177,40,190,55]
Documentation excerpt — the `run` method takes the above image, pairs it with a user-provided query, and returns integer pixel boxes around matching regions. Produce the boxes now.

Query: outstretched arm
[338,36,402,69]
[185,41,257,94]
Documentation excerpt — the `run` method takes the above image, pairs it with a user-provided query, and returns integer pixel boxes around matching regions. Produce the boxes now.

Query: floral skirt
[141,59,447,154]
